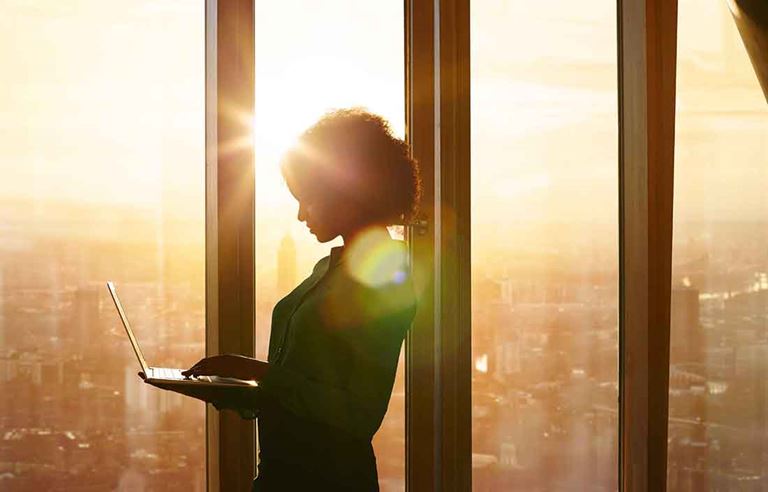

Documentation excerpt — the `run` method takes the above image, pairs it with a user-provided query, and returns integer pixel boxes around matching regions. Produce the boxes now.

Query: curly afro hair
[281,108,421,225]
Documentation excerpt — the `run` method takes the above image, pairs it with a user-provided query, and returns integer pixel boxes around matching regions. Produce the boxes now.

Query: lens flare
[318,227,414,331]
[344,227,408,288]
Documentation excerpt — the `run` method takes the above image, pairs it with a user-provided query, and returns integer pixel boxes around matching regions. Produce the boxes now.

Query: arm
[183,354,269,381]
[141,371,263,419]
[259,307,413,440]
[180,355,269,419]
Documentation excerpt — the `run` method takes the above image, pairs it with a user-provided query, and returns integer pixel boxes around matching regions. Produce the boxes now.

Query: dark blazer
[254,238,416,491]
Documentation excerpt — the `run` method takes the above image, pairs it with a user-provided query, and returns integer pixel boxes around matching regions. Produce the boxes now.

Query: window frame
[205,0,681,489]
[205,1,256,491]
[406,0,679,490]
[405,0,472,489]
[404,0,438,489]
[617,0,677,490]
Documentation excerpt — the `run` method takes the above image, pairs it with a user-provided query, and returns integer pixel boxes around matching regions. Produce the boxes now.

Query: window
[0,1,205,489]
[470,1,619,489]
[5,1,751,489]
[253,1,406,488]
[667,1,768,489]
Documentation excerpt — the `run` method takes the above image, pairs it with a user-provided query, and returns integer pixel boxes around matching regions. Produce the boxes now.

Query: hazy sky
[0,0,765,227]
[0,0,204,209]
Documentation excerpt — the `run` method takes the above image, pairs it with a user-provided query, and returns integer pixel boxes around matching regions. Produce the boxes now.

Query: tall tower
[74,285,101,356]
[0,265,4,350]
[277,234,297,295]
[670,286,702,366]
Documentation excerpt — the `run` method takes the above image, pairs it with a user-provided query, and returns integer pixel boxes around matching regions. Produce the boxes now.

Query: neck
[341,225,390,247]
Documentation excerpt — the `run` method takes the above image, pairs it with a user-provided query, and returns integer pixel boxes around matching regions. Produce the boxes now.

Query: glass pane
[470,2,619,490]
[667,1,768,490]
[253,2,405,489]
[0,1,205,490]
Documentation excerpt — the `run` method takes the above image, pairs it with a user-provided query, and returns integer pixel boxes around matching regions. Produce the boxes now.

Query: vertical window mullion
[436,0,472,489]
[617,0,678,490]
[205,1,256,491]
[406,0,471,490]
[406,0,439,489]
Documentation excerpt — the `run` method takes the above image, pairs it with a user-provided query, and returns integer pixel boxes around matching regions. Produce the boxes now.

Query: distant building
[0,352,64,385]
[277,233,297,295]
[74,285,101,353]
[0,266,4,349]
[670,286,702,366]
[123,366,182,422]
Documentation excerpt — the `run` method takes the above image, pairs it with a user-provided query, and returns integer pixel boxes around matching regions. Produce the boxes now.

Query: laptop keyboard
[152,367,190,380]
[149,368,251,385]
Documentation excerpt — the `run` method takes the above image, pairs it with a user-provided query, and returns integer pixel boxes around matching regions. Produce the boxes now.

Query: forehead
[284,171,303,200]
[285,155,341,195]
[284,166,321,202]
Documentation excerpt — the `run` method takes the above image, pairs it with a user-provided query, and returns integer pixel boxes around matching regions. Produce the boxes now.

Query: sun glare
[253,71,401,207]
[344,227,409,288]
[253,0,404,211]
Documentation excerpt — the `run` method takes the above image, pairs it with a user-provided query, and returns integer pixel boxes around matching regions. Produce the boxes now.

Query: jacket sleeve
[258,305,415,440]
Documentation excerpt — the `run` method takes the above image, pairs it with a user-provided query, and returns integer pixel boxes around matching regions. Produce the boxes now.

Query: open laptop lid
[106,281,149,374]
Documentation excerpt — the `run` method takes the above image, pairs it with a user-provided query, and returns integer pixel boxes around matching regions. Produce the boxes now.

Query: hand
[182,354,269,381]
[147,381,260,419]
[207,388,260,417]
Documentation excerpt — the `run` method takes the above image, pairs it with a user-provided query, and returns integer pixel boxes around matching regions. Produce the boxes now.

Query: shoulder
[313,255,331,273]
[324,258,416,330]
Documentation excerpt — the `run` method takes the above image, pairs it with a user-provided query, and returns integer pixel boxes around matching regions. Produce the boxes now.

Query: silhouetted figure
[276,233,297,295]
[184,109,421,491]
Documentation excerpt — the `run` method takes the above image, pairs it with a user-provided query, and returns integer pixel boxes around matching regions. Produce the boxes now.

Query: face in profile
[281,109,421,244]
[286,173,364,243]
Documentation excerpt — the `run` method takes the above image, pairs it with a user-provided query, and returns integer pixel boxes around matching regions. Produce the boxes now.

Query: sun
[252,58,404,208]
[252,101,323,207]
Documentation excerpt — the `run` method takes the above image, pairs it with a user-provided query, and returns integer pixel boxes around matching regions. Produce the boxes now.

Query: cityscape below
[0,207,765,490]
[0,0,765,491]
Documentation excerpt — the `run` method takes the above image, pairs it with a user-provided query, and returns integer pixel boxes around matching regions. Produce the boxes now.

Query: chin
[312,230,337,243]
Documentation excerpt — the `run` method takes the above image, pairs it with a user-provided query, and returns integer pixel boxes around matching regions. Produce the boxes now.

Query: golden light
[475,354,489,373]
[252,74,370,207]
[344,227,409,288]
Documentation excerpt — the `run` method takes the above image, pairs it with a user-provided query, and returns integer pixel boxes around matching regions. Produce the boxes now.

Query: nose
[297,203,307,223]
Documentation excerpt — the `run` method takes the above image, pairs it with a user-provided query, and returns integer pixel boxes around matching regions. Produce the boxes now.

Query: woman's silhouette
[183,108,421,491]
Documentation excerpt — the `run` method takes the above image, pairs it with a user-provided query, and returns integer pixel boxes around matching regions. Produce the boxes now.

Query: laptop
[106,281,257,388]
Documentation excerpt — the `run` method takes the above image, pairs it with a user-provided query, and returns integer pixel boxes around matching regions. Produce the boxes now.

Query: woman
[183,108,421,491]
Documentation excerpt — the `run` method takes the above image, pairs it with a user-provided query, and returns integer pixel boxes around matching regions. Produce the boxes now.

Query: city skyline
[1,0,766,490]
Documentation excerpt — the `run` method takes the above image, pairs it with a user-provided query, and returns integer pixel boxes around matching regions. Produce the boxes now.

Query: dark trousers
[256,407,379,491]
[252,460,379,492]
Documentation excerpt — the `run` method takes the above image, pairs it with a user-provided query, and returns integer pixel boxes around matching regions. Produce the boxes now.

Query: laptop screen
[106,281,149,373]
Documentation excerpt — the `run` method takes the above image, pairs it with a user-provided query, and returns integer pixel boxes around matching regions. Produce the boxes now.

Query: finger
[183,362,211,374]
[185,359,207,371]
[189,357,215,369]
[183,366,219,377]
[182,360,210,376]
